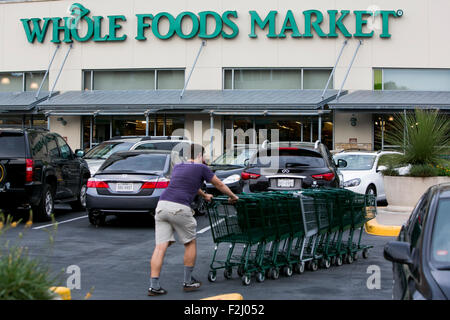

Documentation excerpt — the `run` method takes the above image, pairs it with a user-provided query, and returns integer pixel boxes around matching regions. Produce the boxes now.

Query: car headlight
[343,178,361,187]
[222,174,241,185]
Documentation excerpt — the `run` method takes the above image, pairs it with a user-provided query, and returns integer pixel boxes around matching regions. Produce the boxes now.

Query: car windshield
[251,148,325,168]
[334,154,376,171]
[84,142,134,160]
[100,153,168,173]
[0,132,26,158]
[212,148,257,166]
[431,198,450,267]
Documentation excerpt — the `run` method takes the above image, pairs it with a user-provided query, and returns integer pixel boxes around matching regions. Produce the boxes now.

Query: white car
[333,151,401,201]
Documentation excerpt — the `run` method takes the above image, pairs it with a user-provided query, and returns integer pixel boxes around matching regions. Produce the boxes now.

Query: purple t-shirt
[159,162,215,207]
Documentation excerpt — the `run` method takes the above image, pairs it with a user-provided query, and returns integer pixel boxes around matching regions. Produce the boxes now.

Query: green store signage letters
[20,3,403,44]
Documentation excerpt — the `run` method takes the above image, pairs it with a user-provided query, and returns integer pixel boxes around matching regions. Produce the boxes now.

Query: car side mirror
[377,165,387,172]
[244,158,249,167]
[336,159,347,168]
[74,149,85,158]
[384,241,413,265]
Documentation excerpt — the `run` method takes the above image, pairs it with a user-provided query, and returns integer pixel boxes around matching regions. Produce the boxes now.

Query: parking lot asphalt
[2,205,396,300]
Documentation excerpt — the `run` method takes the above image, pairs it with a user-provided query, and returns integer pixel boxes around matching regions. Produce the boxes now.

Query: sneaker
[148,287,167,296]
[183,277,202,292]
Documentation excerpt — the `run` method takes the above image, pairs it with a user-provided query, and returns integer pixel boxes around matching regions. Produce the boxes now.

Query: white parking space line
[197,218,223,234]
[32,215,88,230]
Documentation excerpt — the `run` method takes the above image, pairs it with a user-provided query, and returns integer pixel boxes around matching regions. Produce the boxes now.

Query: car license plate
[277,179,295,188]
[116,183,134,192]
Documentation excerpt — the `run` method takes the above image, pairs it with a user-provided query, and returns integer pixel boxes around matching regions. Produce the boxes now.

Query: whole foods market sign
[21,3,403,43]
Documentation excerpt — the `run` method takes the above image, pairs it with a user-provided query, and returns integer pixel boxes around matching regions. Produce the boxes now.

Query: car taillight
[141,178,170,189]
[241,172,261,180]
[312,172,335,181]
[87,179,109,189]
[25,159,34,183]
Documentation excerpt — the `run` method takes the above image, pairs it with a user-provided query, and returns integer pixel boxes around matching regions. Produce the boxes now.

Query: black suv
[0,127,90,221]
[241,141,347,192]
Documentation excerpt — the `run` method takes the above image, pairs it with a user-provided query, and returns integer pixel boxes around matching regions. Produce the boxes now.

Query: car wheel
[70,180,87,211]
[365,185,377,198]
[88,209,106,227]
[33,184,54,222]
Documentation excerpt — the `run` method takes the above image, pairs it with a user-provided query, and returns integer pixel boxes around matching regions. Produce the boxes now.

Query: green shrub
[385,109,450,166]
[0,212,61,300]
[408,164,439,177]
[381,168,400,176]
[0,247,59,300]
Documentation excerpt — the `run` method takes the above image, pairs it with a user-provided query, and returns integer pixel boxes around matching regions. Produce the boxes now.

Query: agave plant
[385,109,450,166]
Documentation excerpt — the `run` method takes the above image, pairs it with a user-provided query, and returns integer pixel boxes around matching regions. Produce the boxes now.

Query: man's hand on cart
[228,195,239,204]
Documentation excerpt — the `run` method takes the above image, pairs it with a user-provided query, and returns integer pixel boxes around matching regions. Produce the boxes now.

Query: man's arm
[197,189,213,202]
[210,175,239,203]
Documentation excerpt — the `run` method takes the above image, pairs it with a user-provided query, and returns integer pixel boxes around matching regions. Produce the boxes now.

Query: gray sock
[150,277,160,289]
[184,266,194,284]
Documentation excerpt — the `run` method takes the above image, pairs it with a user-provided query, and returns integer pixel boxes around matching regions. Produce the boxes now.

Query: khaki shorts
[155,200,197,245]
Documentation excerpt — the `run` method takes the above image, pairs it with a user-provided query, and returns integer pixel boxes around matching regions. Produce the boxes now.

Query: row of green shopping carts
[206,188,377,286]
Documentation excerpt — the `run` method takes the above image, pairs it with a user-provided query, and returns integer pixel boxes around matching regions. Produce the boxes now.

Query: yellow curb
[201,293,244,300]
[50,287,71,300]
[365,218,401,237]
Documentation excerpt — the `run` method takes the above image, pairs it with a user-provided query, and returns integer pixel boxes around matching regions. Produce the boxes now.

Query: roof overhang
[329,90,450,111]
[37,89,346,115]
[0,91,58,113]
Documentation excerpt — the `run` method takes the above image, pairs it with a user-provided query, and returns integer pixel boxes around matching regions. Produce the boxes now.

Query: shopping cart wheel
[346,254,354,264]
[256,272,265,283]
[321,258,331,269]
[224,268,232,280]
[331,256,336,265]
[309,260,319,272]
[208,271,217,283]
[335,255,343,266]
[283,265,293,277]
[270,268,280,280]
[237,266,244,277]
[242,274,251,286]
[294,262,305,274]
[362,249,369,259]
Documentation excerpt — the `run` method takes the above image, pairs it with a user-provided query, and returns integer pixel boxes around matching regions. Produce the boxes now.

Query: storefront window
[82,115,184,150]
[233,69,301,89]
[373,68,450,91]
[157,70,184,89]
[92,71,155,90]
[0,73,23,92]
[25,72,48,92]
[0,115,47,128]
[83,69,184,90]
[303,69,333,89]
[224,68,332,90]
[373,113,399,150]
[0,72,47,92]
[112,116,146,137]
[223,116,328,149]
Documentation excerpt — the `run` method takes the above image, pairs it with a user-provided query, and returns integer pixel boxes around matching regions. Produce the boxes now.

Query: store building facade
[0,0,449,160]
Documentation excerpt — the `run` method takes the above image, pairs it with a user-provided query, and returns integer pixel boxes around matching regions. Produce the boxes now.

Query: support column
[210,111,214,161]
[318,115,322,142]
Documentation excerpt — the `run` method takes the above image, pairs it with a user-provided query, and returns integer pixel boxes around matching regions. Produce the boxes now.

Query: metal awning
[328,90,450,111]
[0,91,58,113]
[37,89,345,115]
